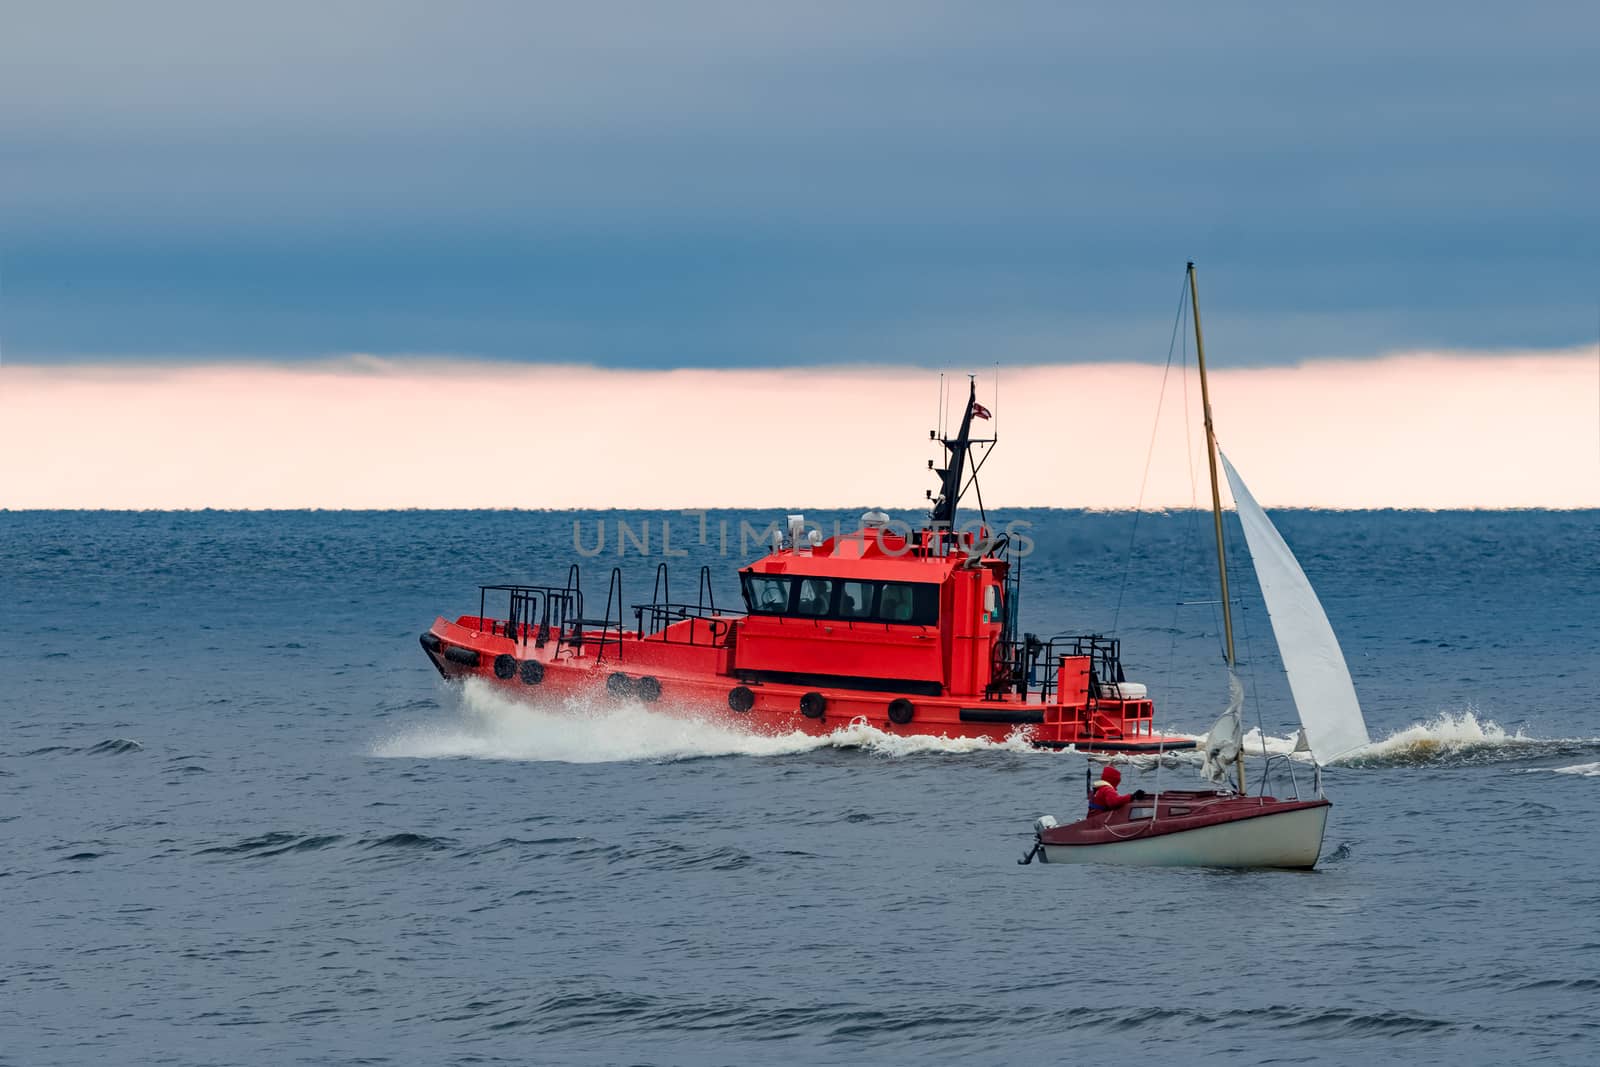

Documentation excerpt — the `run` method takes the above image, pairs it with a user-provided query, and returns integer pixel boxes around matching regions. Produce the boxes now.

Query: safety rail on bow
[632,563,745,649]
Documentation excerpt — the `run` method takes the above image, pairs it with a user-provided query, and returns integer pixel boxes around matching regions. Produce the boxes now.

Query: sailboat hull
[1036,794,1330,870]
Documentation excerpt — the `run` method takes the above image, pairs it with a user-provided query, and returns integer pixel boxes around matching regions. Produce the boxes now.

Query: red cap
[1101,765,1121,786]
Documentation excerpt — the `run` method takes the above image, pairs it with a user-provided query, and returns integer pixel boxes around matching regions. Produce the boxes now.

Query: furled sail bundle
[1198,671,1244,785]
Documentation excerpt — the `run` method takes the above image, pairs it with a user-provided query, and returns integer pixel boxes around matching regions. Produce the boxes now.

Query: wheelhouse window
[879,584,912,621]
[794,577,834,616]
[740,573,938,625]
[839,581,875,619]
[878,581,939,626]
[743,574,792,615]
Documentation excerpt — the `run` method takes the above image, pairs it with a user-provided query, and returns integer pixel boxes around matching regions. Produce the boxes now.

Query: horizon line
[4,342,1592,374]
[5,505,1600,515]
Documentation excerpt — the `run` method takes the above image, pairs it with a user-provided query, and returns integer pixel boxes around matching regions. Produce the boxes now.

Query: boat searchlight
[786,513,823,553]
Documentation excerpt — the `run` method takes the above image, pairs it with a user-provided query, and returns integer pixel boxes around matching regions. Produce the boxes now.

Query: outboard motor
[1019,815,1058,864]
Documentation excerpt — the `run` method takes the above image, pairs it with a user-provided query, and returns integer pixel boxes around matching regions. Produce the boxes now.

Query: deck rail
[476,563,746,661]
[991,633,1131,705]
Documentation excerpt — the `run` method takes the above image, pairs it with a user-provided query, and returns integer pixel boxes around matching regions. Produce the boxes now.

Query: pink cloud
[2,350,1596,509]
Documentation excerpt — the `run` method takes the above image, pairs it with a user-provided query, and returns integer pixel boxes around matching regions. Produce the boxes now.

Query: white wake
[372,679,1039,764]
[374,687,1597,770]
[1188,709,1588,768]
[1337,709,1547,765]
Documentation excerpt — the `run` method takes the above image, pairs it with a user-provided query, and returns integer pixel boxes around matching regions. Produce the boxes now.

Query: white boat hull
[1039,803,1328,869]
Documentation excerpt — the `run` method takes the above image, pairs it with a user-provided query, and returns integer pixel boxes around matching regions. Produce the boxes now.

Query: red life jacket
[1087,780,1132,813]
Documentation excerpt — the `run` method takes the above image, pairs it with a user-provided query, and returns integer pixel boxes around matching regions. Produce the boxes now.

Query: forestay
[1219,453,1370,763]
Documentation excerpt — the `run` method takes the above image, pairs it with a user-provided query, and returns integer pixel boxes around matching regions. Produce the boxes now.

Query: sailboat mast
[1188,261,1245,794]
[1187,262,1236,668]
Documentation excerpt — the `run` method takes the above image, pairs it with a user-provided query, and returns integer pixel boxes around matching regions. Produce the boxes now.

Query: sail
[1198,670,1245,786]
[1219,453,1370,763]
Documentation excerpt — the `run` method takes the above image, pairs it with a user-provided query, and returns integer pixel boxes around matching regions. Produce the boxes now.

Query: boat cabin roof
[744,526,985,581]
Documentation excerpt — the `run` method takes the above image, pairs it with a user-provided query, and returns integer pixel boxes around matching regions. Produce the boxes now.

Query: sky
[2,2,1598,507]
[4,351,1596,509]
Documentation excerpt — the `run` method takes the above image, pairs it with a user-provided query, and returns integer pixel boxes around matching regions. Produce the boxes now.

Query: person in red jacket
[1088,765,1146,816]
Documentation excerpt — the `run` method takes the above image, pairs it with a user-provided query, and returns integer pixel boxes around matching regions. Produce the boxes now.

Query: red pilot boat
[420,379,1195,752]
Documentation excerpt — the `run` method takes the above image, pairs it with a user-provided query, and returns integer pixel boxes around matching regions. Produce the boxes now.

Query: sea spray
[1339,710,1535,766]
[1210,710,1590,768]
[372,678,1040,764]
[374,683,1600,770]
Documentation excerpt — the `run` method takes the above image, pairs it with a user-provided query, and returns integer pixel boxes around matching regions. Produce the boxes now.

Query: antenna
[934,374,947,441]
[994,360,1000,442]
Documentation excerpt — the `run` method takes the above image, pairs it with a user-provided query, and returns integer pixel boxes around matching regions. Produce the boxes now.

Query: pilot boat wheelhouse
[421,381,1194,752]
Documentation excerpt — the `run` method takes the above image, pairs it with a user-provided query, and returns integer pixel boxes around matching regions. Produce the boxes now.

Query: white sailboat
[1022,262,1370,870]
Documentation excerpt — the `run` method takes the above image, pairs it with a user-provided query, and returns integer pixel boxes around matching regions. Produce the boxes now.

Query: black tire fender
[444,646,480,667]
[635,676,662,703]
[607,672,635,698]
[887,698,914,725]
[799,692,826,719]
[519,659,545,685]
[493,654,517,680]
[728,686,755,713]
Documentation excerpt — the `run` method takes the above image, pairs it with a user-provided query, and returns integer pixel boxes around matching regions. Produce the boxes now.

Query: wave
[85,738,143,755]
[196,832,344,858]
[187,827,757,873]
[1550,761,1600,777]
[19,739,144,757]
[1339,711,1600,767]
[364,832,454,852]
[371,679,1039,765]
[1159,710,1600,771]
[194,831,466,861]
[427,988,1471,1043]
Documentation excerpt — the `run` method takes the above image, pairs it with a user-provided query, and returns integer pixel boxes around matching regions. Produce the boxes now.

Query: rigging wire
[1111,273,1194,635]
[1100,269,1189,811]
[1174,295,1227,666]
[994,360,1001,444]
[1216,459,1272,787]
[1162,282,1204,723]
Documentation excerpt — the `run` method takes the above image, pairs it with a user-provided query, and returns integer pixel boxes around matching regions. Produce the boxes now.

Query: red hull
[421,615,1197,751]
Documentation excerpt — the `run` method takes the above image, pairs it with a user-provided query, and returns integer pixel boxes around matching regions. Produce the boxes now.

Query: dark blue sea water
[4,509,1599,1066]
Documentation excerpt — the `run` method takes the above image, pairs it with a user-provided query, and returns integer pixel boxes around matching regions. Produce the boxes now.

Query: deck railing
[476,563,745,662]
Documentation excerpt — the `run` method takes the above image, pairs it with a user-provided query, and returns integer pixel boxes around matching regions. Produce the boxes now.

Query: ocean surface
[4,508,1599,1066]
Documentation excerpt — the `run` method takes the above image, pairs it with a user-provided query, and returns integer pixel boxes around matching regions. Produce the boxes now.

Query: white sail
[1219,453,1370,763]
